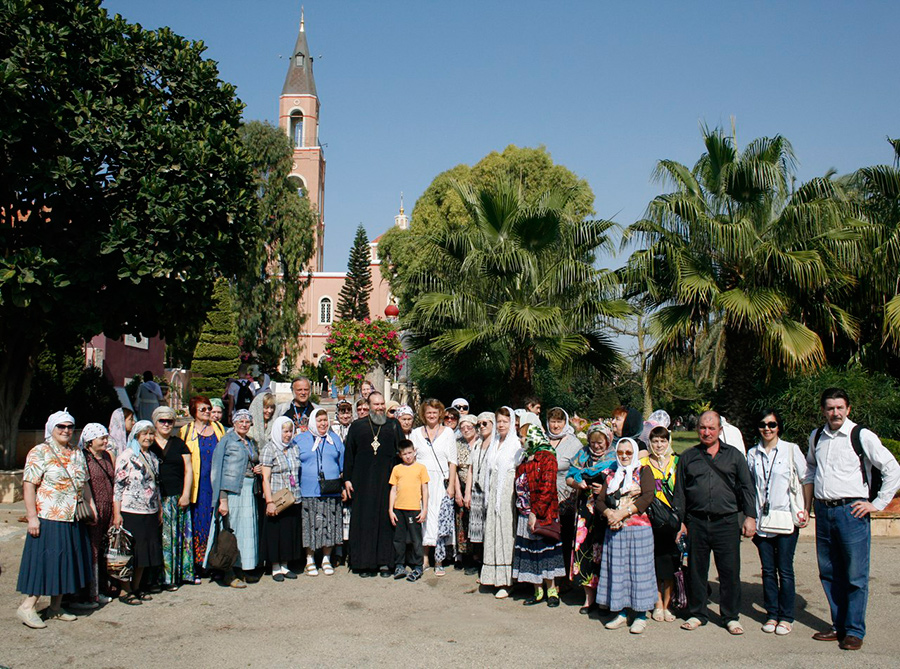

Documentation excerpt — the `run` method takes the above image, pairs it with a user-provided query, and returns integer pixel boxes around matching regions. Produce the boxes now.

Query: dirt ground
[1,501,899,669]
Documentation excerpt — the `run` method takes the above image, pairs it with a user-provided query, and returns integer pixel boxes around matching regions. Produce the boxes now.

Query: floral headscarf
[108,408,128,456]
[523,424,554,458]
[586,420,613,447]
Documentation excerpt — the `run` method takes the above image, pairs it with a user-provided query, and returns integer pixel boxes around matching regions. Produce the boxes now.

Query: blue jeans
[814,500,871,639]
[753,530,799,622]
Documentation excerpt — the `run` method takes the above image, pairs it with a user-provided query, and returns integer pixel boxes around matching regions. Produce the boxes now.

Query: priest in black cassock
[343,391,403,576]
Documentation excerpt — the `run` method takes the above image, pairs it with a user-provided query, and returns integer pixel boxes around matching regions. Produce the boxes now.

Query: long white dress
[411,425,458,547]
[480,431,523,587]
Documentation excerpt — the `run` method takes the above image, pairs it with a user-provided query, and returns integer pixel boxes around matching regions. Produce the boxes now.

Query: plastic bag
[106,526,134,582]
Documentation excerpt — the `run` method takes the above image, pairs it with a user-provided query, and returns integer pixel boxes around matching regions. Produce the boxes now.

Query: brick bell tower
[279,8,325,271]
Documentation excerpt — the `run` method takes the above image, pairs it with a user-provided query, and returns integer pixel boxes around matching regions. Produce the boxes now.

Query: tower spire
[300,5,305,32]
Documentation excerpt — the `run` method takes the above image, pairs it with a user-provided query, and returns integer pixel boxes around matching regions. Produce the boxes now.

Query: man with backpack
[803,387,900,651]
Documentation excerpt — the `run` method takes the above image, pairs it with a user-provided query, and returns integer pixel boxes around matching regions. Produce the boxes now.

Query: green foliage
[337,225,372,321]
[883,439,900,462]
[20,339,119,429]
[756,365,900,444]
[191,280,241,396]
[0,0,256,465]
[233,121,316,369]
[403,177,628,403]
[325,319,404,388]
[380,146,596,312]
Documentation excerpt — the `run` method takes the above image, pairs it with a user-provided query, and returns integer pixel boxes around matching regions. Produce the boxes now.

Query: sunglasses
[453,405,468,411]
[477,421,490,427]
[758,421,778,430]
[616,450,634,457]
[157,419,175,425]
[56,424,75,431]
[197,407,211,413]
[444,416,457,422]
[387,410,396,416]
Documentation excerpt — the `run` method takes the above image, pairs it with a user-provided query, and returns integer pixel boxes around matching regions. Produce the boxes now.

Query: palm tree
[404,178,630,403]
[622,126,858,435]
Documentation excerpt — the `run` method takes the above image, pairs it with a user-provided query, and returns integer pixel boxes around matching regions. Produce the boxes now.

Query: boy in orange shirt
[389,440,430,581]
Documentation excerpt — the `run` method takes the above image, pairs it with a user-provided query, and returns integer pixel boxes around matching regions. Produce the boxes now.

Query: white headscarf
[608,437,640,494]
[519,411,542,432]
[490,406,524,506]
[126,420,155,457]
[310,407,334,450]
[546,407,574,439]
[79,422,108,448]
[268,415,295,451]
[45,409,75,441]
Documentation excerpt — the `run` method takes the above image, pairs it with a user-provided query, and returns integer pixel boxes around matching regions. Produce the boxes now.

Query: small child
[389,440,430,581]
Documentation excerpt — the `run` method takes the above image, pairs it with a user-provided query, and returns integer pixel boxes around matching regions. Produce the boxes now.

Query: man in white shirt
[720,416,746,455]
[802,387,900,651]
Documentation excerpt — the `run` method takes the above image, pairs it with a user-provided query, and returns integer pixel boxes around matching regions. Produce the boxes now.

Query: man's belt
[816,497,864,508]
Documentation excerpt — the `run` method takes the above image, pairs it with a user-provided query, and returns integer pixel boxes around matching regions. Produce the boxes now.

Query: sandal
[663,609,676,622]
[322,562,335,576]
[120,592,142,606]
[681,617,704,631]
[305,563,319,577]
[435,566,446,577]
[726,620,744,635]
[775,622,793,636]
[651,607,665,622]
[136,591,153,601]
[762,619,777,634]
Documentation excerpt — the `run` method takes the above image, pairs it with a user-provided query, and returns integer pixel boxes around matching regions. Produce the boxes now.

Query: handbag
[756,445,799,535]
[647,496,681,533]
[532,518,561,542]
[207,514,240,572]
[271,487,296,515]
[315,437,343,495]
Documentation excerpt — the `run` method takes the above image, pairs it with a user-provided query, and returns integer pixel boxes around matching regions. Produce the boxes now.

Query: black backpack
[813,424,882,502]
[234,379,255,413]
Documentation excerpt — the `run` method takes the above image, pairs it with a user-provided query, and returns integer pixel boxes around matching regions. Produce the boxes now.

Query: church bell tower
[279,9,325,271]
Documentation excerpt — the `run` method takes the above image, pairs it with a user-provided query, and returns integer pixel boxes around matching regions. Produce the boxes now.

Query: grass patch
[671,431,698,454]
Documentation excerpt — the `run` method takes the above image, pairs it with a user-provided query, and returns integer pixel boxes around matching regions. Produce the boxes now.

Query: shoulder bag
[647,468,680,533]
[207,514,240,572]
[316,437,343,495]
[425,429,450,489]
[757,447,795,535]
[269,445,296,514]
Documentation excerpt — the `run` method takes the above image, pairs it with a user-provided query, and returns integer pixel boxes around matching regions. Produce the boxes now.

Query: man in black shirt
[274,377,318,433]
[674,411,756,634]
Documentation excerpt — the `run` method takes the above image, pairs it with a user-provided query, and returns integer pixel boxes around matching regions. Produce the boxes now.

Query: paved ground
[1,501,899,668]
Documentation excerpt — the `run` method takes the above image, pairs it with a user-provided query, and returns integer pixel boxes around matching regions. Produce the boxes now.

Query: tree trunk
[636,314,653,417]
[0,330,40,469]
[508,345,535,407]
[720,326,760,445]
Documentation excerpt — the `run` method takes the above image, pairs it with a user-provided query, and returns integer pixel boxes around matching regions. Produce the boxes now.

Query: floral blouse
[114,449,161,514]
[23,441,89,522]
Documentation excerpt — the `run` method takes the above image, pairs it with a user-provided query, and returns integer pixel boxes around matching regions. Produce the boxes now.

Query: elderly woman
[396,404,415,438]
[260,416,303,581]
[209,398,226,426]
[113,420,163,604]
[567,421,617,613]
[295,408,345,576]
[468,411,495,550]
[455,414,479,572]
[595,437,657,634]
[512,426,566,607]
[150,406,194,590]
[640,425,680,622]
[80,423,117,607]
[107,407,135,459]
[16,411,96,628]
[206,408,260,587]
[249,392,276,448]
[411,399,458,576]
[480,407,523,599]
[180,395,226,579]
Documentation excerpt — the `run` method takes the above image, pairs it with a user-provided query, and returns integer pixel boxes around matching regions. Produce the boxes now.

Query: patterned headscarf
[108,408,129,456]
[395,405,414,418]
[45,409,75,441]
[523,424,553,457]
[586,420,613,448]
[79,422,108,448]
[209,397,225,411]
[232,408,253,424]
[127,420,155,457]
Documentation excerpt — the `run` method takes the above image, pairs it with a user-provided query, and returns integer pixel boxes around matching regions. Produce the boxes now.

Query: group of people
[14,381,900,651]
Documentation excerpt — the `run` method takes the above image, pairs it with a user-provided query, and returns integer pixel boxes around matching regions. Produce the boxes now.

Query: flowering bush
[324,318,406,388]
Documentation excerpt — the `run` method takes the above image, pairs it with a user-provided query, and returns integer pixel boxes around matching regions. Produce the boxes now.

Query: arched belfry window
[290,110,303,148]
[318,296,333,325]
[288,175,306,199]
[295,52,305,68]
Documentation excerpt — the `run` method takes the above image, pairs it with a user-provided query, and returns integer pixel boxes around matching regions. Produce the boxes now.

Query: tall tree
[233,121,316,370]
[622,126,858,436]
[0,0,256,466]
[405,179,628,403]
[190,279,241,397]
[336,224,372,321]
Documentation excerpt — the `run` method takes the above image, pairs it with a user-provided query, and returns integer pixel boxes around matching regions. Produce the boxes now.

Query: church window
[318,296,333,325]
[290,110,303,148]
[295,52,305,68]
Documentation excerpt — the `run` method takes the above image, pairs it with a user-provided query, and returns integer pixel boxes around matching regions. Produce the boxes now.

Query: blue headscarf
[127,420,154,457]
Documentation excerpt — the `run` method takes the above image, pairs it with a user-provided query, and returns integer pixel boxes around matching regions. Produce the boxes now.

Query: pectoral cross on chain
[371,435,380,453]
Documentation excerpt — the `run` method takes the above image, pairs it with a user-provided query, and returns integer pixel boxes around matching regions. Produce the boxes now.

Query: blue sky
[105,1,899,272]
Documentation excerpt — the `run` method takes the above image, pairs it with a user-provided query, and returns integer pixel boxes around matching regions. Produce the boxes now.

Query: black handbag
[207,514,240,572]
[316,439,342,495]
[647,496,681,533]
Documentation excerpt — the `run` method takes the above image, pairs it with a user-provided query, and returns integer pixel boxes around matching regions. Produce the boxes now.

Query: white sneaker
[605,614,628,630]
[494,588,509,599]
[630,618,648,634]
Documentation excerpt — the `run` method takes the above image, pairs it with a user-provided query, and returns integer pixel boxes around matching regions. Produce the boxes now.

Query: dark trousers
[393,509,424,568]
[815,500,870,639]
[686,513,741,624]
[753,529,799,623]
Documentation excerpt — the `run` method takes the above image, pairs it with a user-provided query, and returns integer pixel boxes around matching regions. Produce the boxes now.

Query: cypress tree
[337,224,372,321]
[190,279,241,396]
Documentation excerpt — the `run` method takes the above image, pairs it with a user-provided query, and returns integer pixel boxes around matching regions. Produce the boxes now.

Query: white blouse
[747,439,807,538]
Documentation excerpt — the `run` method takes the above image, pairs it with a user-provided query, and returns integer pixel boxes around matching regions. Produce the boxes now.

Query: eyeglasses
[617,451,633,457]
[56,424,75,431]
[157,419,175,425]
[758,421,778,430]
[197,407,211,413]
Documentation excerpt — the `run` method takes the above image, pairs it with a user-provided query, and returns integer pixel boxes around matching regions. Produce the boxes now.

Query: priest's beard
[369,411,387,426]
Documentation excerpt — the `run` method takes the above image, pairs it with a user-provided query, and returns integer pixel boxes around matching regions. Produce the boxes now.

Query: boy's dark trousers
[393,509,424,568]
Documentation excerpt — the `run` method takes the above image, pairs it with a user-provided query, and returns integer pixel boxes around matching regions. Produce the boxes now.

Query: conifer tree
[337,224,372,321]
[191,279,241,396]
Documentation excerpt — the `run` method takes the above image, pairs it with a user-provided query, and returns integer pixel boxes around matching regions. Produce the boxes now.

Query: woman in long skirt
[80,423,118,606]
[260,417,304,580]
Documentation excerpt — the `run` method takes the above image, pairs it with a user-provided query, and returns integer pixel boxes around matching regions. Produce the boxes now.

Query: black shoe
[407,567,423,582]
[524,595,545,606]
[272,573,285,583]
[454,562,464,571]
[379,567,392,578]
[547,596,560,608]
[282,570,298,580]
[464,566,479,576]
[359,571,375,578]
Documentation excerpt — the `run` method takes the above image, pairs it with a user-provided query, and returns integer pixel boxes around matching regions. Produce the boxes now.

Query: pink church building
[279,13,404,368]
